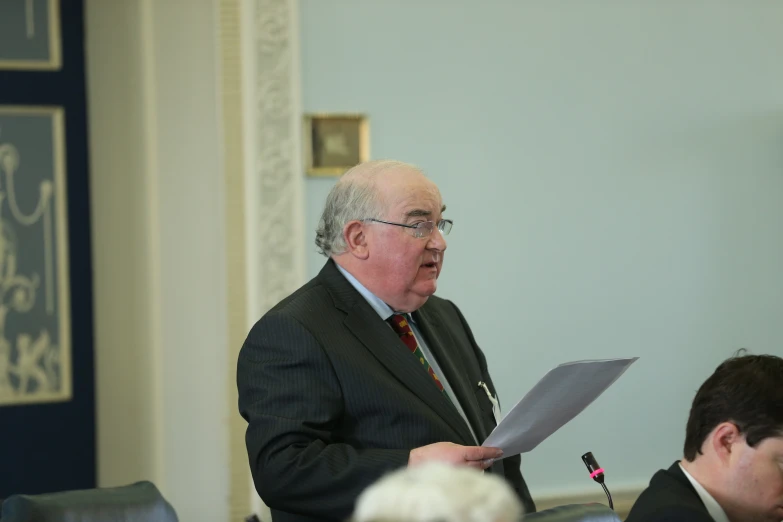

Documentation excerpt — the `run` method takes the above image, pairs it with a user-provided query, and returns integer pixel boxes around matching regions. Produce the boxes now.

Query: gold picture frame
[0,105,72,405]
[304,113,369,176]
[0,0,62,71]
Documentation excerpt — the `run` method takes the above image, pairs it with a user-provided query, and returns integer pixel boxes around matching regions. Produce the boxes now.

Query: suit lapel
[344,304,475,445]
[416,304,510,477]
[321,260,475,445]
[413,305,489,444]
[415,306,507,476]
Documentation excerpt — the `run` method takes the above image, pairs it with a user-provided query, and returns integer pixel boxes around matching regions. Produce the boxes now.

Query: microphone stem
[601,482,614,510]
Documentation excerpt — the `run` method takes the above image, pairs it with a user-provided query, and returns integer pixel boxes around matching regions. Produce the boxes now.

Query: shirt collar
[336,264,395,321]
[678,463,731,522]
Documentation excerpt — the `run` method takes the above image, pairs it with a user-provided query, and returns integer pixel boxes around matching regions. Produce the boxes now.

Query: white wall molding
[252,0,306,316]
[87,0,163,488]
[88,0,230,520]
[222,0,306,518]
[89,0,304,518]
[217,0,252,518]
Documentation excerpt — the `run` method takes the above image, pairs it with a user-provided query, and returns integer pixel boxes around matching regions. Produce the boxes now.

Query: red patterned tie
[387,314,451,402]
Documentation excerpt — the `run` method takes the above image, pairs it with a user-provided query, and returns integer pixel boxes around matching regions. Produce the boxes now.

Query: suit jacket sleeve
[448,300,534,512]
[237,312,409,519]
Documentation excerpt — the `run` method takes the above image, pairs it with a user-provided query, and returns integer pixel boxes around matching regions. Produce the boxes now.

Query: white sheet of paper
[482,357,638,457]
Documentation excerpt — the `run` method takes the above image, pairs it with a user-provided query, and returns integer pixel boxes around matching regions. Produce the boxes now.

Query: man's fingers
[465,458,495,470]
[409,443,503,468]
[462,446,503,461]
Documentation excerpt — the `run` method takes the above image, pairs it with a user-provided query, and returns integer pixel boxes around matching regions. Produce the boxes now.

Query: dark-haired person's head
[681,353,783,522]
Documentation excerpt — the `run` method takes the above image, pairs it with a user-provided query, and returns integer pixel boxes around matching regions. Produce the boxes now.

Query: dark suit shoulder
[419,294,464,323]
[420,294,451,309]
[239,278,338,364]
[265,276,327,317]
[256,274,348,335]
[626,464,713,522]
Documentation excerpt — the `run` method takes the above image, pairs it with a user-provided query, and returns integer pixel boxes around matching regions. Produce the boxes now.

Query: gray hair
[315,160,424,257]
[352,462,523,522]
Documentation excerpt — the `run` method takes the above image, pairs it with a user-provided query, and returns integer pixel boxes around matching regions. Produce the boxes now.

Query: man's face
[363,170,447,312]
[725,435,783,522]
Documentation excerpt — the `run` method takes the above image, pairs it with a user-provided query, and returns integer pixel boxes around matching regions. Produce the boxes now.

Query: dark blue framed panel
[0,0,62,70]
[0,0,95,497]
[0,106,71,406]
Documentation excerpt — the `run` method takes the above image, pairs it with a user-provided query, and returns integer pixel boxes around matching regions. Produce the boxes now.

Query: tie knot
[387,313,413,337]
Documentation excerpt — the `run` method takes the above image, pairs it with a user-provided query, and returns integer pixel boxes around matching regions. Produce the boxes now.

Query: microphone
[581,451,614,510]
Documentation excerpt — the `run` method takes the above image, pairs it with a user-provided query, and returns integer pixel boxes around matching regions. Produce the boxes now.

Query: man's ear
[711,422,741,464]
[343,220,369,260]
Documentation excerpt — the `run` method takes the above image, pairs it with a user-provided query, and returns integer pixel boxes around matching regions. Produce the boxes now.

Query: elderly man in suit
[626,353,783,522]
[237,160,535,522]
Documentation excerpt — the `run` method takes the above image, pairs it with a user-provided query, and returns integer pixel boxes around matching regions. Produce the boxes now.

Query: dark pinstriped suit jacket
[237,260,535,522]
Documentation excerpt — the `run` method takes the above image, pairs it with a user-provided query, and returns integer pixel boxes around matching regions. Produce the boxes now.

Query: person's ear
[711,422,741,465]
[344,220,369,260]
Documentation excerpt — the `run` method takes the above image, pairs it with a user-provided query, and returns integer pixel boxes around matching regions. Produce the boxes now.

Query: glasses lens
[413,221,434,238]
[438,220,453,235]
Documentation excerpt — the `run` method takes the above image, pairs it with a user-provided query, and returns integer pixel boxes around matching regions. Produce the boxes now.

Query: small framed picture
[304,113,369,176]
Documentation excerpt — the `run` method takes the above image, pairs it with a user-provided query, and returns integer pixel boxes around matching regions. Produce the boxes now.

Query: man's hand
[408,442,503,470]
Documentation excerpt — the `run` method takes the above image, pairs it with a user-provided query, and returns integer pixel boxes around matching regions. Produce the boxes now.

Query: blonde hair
[351,463,523,522]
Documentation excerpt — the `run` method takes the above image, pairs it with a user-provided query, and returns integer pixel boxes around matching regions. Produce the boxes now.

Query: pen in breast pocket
[478,381,492,395]
[478,381,502,423]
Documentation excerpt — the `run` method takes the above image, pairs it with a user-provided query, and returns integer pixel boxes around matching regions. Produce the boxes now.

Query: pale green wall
[300,0,783,496]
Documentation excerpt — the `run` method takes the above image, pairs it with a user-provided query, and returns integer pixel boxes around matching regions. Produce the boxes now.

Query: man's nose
[427,228,447,251]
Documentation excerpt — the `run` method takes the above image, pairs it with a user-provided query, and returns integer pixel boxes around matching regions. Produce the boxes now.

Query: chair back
[0,481,178,522]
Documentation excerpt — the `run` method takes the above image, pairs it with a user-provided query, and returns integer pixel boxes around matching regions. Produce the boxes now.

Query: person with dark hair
[626,353,783,522]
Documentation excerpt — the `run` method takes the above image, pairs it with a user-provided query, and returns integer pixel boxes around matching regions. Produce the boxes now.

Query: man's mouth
[422,262,437,269]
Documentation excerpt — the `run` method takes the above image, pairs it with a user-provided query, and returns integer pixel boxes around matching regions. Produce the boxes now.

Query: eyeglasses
[364,218,453,239]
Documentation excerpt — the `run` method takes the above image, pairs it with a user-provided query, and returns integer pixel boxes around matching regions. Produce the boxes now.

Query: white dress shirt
[679,463,731,522]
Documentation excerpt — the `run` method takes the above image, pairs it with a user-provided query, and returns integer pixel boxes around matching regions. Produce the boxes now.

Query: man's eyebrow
[404,205,446,218]
[405,209,432,218]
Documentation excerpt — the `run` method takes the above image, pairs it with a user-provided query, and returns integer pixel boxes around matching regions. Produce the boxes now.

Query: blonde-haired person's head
[351,462,523,522]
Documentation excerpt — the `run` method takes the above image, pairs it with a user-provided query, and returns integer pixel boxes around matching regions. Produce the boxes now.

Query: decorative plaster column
[218,0,305,518]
